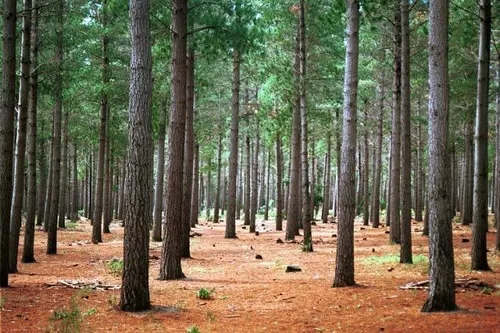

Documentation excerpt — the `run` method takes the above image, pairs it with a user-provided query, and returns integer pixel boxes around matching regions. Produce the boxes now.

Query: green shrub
[186,325,201,333]
[196,288,215,300]
[49,295,82,333]
[105,258,124,276]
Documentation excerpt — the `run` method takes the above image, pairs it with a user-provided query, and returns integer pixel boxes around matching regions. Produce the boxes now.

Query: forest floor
[1,216,499,333]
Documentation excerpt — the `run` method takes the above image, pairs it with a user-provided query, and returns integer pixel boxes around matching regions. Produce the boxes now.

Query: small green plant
[186,325,201,333]
[107,294,118,308]
[84,308,97,316]
[49,295,82,333]
[196,288,215,300]
[0,296,6,309]
[105,258,124,276]
[66,222,78,229]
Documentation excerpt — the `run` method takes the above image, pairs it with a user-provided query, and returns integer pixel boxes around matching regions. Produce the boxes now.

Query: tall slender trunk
[250,128,259,233]
[37,141,47,225]
[71,144,78,221]
[264,149,271,220]
[286,19,301,241]
[322,134,331,223]
[58,111,69,229]
[225,49,240,239]
[276,136,283,230]
[421,0,457,312]
[159,0,187,280]
[205,158,212,219]
[462,120,474,225]
[389,0,402,245]
[363,102,370,227]
[244,135,251,225]
[495,57,500,251]
[400,0,412,263]
[372,45,385,228]
[181,49,195,258]
[334,108,341,217]
[152,104,167,241]
[190,144,200,227]
[415,99,423,222]
[333,0,358,287]
[103,130,111,234]
[214,132,223,224]
[92,1,109,243]
[309,141,316,221]
[237,144,243,220]
[22,0,39,263]
[9,0,32,272]
[118,159,125,220]
[471,0,491,271]
[47,0,64,255]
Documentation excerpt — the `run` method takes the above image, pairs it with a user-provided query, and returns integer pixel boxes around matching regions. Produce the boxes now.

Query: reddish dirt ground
[1,217,499,332]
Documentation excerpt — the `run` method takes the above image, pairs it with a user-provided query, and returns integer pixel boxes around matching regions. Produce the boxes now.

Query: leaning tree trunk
[9,0,32,273]
[159,0,187,280]
[47,0,64,255]
[152,104,167,242]
[22,0,39,263]
[225,49,241,239]
[333,0,358,288]
[276,135,283,231]
[389,0,402,245]
[0,0,17,287]
[181,48,195,258]
[471,0,491,272]
[421,0,457,312]
[400,0,412,264]
[119,0,153,311]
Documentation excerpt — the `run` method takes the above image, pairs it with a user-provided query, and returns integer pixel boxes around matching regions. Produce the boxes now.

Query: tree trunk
[214,132,223,224]
[159,0,187,280]
[118,159,125,220]
[322,134,331,223]
[471,0,491,271]
[9,0,32,272]
[181,48,195,258]
[152,104,167,242]
[38,141,47,226]
[22,0,38,263]
[58,111,69,229]
[495,56,500,252]
[415,99,423,222]
[286,20,301,241]
[389,0,402,245]
[0,0,17,287]
[362,102,370,227]
[225,49,240,239]
[103,133,111,234]
[190,144,200,228]
[120,0,152,311]
[276,136,283,230]
[264,149,271,220]
[47,0,64,255]
[333,0,358,287]
[205,158,212,220]
[462,120,474,225]
[400,0,412,263]
[237,144,243,220]
[309,141,316,221]
[421,0,457,311]
[92,1,109,242]
[71,144,78,222]
[250,129,259,233]
[244,135,251,226]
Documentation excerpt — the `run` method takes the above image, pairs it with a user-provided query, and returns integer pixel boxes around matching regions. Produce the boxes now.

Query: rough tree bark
[225,49,241,239]
[276,136,283,231]
[22,0,39,263]
[421,0,457,312]
[159,0,187,280]
[471,0,491,271]
[0,0,17,287]
[152,104,167,242]
[47,0,64,255]
[9,0,32,272]
[119,0,153,311]
[362,102,369,227]
[389,0,402,245]
[214,132,223,224]
[333,0,358,287]
[244,134,251,226]
[181,49,195,258]
[322,134,331,224]
[250,130,259,233]
[400,0,412,264]
[58,111,69,229]
[462,120,474,225]
[191,144,200,228]
[495,57,500,252]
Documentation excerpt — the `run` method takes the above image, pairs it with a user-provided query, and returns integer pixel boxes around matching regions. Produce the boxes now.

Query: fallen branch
[400,277,495,291]
[45,280,121,291]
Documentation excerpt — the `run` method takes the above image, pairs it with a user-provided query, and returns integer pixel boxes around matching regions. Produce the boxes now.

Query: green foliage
[0,296,6,309]
[49,295,83,333]
[186,326,201,333]
[105,258,124,276]
[196,288,215,300]
[362,254,428,266]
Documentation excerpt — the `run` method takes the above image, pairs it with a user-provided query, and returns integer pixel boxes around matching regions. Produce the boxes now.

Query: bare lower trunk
[214,132,223,224]
[250,130,259,233]
[276,136,283,230]
[152,104,167,241]
[190,144,200,227]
